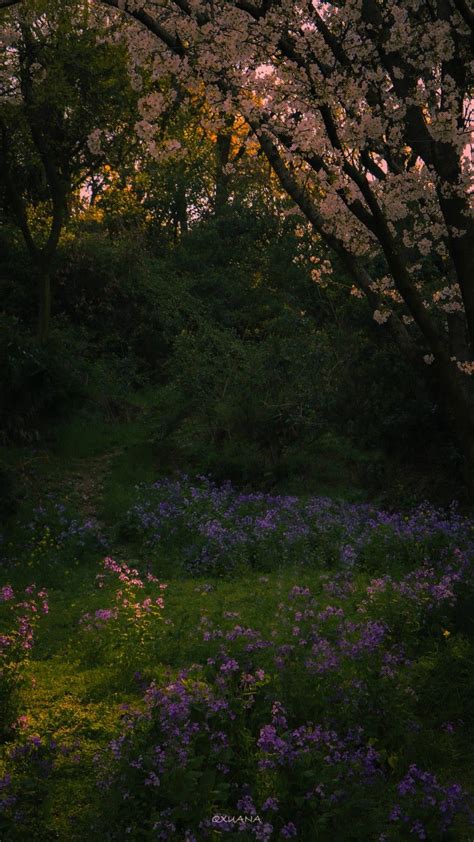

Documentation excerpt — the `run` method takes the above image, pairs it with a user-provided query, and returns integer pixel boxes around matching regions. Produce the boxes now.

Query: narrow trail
[15,444,120,522]
[68,449,119,526]
[67,447,138,563]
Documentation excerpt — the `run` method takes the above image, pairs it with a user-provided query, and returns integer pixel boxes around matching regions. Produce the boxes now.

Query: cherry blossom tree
[1,0,473,488]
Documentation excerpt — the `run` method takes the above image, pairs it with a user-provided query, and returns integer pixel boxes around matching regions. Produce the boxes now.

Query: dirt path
[69,449,120,525]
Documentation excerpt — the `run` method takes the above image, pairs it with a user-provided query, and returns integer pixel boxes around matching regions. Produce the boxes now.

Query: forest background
[1,0,471,512]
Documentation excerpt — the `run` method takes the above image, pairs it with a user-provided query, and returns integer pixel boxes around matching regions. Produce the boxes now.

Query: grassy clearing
[1,410,474,840]
[11,568,321,839]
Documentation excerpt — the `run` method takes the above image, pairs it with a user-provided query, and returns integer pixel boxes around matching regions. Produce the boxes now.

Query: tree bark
[173,182,188,237]
[438,360,474,499]
[37,268,51,344]
[214,130,232,216]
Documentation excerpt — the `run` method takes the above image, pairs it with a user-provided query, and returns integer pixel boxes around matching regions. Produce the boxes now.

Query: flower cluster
[80,557,166,668]
[0,731,75,831]
[2,478,474,839]
[95,551,474,840]
[0,583,49,738]
[5,498,106,571]
[123,476,473,577]
[386,765,474,840]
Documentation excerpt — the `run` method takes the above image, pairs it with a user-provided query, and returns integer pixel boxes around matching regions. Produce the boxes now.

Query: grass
[1,398,157,529]
[7,565,322,840]
[2,404,473,840]
[8,550,471,839]
[0,405,323,837]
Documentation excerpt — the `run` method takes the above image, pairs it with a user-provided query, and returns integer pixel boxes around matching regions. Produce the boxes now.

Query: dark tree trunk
[214,131,232,216]
[438,360,474,500]
[37,268,51,344]
[175,184,188,235]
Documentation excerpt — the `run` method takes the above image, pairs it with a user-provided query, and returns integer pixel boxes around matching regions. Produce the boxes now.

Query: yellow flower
[442,629,450,638]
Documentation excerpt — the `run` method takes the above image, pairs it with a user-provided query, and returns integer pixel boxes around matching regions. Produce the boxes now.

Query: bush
[0,462,17,519]
[0,316,89,442]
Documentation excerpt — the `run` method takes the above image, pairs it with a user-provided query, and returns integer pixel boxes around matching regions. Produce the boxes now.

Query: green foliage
[0,198,460,500]
[0,461,18,518]
[0,48,463,502]
[0,315,87,442]
[134,211,454,500]
[0,584,49,742]
[54,233,173,373]
[0,1,137,221]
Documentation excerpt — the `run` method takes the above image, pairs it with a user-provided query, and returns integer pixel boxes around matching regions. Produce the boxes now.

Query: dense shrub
[0,463,17,519]
[0,207,460,498]
[0,316,87,442]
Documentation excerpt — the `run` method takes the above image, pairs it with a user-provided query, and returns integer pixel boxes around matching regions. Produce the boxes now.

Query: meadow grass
[1,412,474,840]
[7,567,325,839]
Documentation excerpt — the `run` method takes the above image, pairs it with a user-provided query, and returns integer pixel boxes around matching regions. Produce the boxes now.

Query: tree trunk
[460,435,474,503]
[214,131,232,216]
[37,269,51,344]
[438,361,474,500]
[175,183,188,235]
